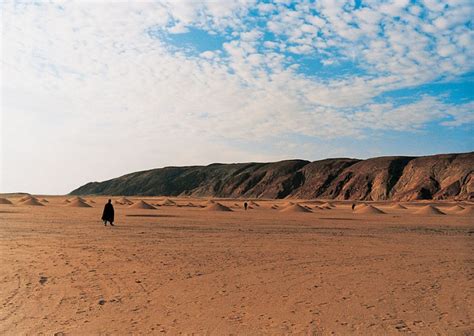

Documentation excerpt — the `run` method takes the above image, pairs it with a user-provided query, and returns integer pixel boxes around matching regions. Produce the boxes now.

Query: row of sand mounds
[390,203,407,210]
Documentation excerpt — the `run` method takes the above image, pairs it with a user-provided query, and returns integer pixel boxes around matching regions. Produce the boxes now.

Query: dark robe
[102,203,114,223]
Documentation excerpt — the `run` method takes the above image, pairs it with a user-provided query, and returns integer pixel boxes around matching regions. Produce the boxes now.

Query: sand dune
[415,205,446,215]
[40,198,49,203]
[249,201,260,207]
[0,198,13,205]
[67,199,92,208]
[203,202,232,212]
[458,206,474,216]
[117,197,133,205]
[160,199,176,206]
[355,205,386,214]
[446,204,465,212]
[280,203,312,213]
[391,203,407,209]
[18,195,33,202]
[19,197,44,206]
[321,202,335,208]
[129,200,156,209]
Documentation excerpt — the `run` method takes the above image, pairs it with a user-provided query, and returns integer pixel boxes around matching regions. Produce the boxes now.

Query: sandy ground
[0,196,473,335]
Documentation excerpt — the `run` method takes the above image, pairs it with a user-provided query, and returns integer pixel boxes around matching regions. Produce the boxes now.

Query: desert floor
[0,196,473,335]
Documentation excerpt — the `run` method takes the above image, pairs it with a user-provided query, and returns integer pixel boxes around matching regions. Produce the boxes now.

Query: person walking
[244,202,248,211]
[102,199,115,226]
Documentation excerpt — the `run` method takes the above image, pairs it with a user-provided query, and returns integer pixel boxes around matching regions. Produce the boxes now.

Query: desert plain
[0,195,473,335]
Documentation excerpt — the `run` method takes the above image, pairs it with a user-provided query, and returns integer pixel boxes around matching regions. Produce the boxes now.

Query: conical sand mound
[40,199,49,203]
[117,197,132,205]
[63,199,71,204]
[390,203,407,209]
[203,202,232,212]
[271,204,279,210]
[446,205,465,212]
[282,201,295,208]
[249,201,260,207]
[204,200,216,206]
[89,200,96,203]
[68,199,92,208]
[354,203,368,210]
[321,202,335,208]
[160,199,176,206]
[69,196,86,202]
[414,205,445,215]
[0,198,13,204]
[18,195,32,202]
[355,205,385,214]
[129,200,156,209]
[20,198,44,206]
[458,206,474,216]
[280,203,312,213]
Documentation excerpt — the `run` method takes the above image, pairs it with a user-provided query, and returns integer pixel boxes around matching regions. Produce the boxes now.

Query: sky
[1,0,473,194]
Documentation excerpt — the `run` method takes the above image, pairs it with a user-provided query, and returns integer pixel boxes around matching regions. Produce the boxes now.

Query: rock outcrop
[70,152,473,201]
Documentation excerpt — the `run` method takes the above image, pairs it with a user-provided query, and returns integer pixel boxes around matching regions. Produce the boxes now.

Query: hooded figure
[102,199,115,226]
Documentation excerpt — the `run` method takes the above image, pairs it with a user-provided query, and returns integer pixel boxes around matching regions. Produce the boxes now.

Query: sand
[67,199,92,208]
[0,197,472,335]
[355,205,386,215]
[160,199,177,206]
[391,203,407,210]
[415,205,446,215]
[203,202,232,212]
[321,202,335,208]
[280,203,312,213]
[117,197,133,205]
[19,197,44,206]
[0,198,13,205]
[446,205,465,212]
[458,206,474,216]
[129,200,156,210]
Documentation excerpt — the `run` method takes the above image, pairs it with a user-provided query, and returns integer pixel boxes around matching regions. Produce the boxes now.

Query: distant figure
[244,202,248,211]
[102,199,115,226]
[351,203,355,211]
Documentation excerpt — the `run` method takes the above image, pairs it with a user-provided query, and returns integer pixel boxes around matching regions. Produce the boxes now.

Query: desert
[1,195,472,335]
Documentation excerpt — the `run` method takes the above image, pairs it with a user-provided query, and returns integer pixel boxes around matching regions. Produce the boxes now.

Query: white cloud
[1,0,472,193]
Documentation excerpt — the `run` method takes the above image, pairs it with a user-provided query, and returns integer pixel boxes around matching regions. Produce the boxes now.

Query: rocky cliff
[70,152,474,200]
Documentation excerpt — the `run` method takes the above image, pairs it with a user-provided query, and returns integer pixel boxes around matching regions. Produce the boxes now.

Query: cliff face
[70,152,474,201]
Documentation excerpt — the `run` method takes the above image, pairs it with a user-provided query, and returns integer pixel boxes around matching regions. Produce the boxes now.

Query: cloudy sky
[1,0,473,194]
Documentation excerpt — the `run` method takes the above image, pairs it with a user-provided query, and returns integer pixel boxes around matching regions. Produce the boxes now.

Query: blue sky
[1,0,473,194]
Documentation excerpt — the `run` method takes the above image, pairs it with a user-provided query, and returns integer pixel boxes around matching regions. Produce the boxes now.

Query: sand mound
[321,202,335,208]
[390,203,407,210]
[355,205,385,214]
[160,199,176,206]
[203,202,232,212]
[89,200,96,203]
[271,205,279,210]
[68,199,92,208]
[20,198,44,206]
[63,199,71,204]
[446,205,465,212]
[282,201,295,208]
[204,200,216,206]
[185,202,196,207]
[40,199,49,203]
[18,195,32,202]
[69,196,86,203]
[458,206,474,216]
[117,197,132,205]
[280,203,312,213]
[129,200,156,210]
[249,201,260,207]
[414,205,446,215]
[0,198,13,204]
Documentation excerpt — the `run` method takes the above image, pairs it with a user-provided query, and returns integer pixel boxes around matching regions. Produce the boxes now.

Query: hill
[70,152,473,201]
